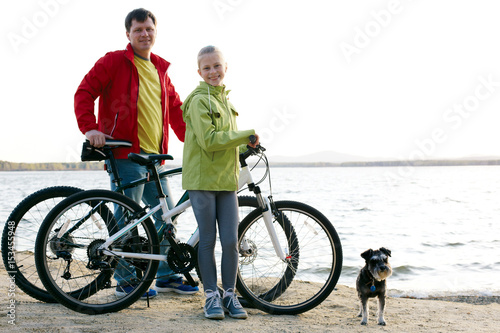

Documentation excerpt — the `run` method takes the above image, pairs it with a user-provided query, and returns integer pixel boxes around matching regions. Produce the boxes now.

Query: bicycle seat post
[126,152,175,226]
[146,163,166,200]
[104,147,123,190]
[145,161,177,240]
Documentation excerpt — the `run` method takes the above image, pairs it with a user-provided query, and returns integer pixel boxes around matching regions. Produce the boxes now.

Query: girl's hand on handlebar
[85,130,114,148]
[248,134,260,148]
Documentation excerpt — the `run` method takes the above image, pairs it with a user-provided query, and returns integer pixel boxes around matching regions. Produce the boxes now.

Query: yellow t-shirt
[135,54,163,154]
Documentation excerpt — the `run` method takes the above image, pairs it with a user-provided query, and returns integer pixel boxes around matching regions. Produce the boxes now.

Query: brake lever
[247,135,265,153]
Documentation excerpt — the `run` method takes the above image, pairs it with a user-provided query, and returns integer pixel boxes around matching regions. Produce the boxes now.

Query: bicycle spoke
[2,186,83,303]
[35,190,159,314]
[237,200,342,315]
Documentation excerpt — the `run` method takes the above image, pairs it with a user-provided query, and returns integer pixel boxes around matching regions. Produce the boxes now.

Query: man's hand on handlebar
[85,130,114,148]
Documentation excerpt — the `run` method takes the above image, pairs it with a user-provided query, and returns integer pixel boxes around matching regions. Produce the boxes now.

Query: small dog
[356,247,392,325]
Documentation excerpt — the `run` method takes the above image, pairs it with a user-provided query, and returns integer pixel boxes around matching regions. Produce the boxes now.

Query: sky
[2,0,500,163]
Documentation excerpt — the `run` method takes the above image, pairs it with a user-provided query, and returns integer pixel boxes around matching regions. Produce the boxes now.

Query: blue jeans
[106,157,181,286]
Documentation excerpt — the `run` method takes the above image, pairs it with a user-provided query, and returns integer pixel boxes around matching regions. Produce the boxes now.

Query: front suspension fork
[253,189,287,261]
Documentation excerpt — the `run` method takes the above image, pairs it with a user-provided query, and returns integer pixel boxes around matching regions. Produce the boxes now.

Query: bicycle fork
[239,166,287,262]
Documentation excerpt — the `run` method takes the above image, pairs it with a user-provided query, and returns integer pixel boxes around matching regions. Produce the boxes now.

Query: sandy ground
[1,264,499,333]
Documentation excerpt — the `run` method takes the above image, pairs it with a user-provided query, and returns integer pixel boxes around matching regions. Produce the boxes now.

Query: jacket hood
[182,81,227,116]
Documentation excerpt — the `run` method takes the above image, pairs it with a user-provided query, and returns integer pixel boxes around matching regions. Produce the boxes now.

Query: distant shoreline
[269,159,500,168]
[2,159,500,171]
[0,161,105,171]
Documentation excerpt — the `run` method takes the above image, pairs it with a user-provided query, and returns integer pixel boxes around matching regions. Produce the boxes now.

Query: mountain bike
[2,140,259,303]
[34,140,343,315]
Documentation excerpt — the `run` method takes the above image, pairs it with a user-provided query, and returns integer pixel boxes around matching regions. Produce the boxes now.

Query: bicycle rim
[1,186,82,303]
[35,190,159,315]
[236,200,343,315]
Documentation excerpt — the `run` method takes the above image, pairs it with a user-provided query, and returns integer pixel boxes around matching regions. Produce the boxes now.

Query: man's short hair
[125,8,156,32]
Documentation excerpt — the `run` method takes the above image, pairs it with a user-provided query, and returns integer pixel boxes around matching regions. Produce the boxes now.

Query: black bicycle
[2,140,259,303]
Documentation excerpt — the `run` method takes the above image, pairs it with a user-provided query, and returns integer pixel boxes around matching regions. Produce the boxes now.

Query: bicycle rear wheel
[1,186,83,303]
[35,190,159,315]
[236,200,343,315]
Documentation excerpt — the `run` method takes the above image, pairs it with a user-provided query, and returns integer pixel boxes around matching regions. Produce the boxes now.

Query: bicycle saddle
[128,153,174,166]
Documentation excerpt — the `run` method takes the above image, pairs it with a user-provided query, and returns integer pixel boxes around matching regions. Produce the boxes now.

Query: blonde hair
[197,45,225,68]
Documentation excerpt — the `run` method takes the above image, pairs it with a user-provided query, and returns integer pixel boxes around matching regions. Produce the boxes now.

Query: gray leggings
[189,190,239,292]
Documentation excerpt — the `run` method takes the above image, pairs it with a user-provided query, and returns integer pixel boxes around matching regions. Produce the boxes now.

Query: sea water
[1,165,499,298]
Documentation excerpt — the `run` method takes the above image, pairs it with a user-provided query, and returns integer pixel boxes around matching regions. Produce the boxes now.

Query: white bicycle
[34,140,343,315]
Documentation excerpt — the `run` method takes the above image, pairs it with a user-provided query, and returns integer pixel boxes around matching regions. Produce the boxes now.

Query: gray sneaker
[204,291,224,320]
[222,292,248,319]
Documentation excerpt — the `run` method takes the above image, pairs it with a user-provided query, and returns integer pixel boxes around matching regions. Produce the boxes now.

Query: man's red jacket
[74,43,186,159]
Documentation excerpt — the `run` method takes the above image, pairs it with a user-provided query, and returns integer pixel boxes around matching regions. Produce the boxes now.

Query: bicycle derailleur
[87,239,113,270]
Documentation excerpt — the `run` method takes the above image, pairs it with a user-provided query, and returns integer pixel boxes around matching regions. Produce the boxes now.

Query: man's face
[126,17,156,57]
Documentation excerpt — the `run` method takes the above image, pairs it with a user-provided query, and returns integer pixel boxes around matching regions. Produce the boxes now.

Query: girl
[181,46,259,320]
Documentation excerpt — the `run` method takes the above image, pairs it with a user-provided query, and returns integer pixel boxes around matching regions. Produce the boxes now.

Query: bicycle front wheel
[1,186,83,303]
[236,200,343,315]
[35,190,159,315]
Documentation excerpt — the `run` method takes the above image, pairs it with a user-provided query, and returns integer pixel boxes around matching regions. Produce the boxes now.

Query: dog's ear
[379,247,391,257]
[360,249,373,260]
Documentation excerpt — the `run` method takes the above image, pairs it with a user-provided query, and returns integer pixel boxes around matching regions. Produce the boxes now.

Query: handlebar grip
[249,135,257,144]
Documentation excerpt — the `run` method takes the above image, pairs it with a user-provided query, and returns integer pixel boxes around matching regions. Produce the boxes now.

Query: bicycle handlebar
[81,139,133,162]
[239,136,266,167]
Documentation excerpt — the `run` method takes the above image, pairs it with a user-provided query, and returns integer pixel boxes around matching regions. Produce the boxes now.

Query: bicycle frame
[116,167,182,202]
[98,158,287,262]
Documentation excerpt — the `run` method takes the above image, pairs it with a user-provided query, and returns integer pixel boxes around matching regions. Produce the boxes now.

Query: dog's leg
[377,295,386,326]
[359,298,369,325]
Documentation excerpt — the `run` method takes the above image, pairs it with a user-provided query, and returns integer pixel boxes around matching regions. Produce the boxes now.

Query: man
[74,8,198,298]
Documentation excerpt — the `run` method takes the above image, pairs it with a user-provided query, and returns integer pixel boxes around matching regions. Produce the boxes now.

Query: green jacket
[181,81,255,191]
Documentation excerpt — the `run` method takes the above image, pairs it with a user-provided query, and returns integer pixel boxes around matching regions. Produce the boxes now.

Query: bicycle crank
[166,242,196,274]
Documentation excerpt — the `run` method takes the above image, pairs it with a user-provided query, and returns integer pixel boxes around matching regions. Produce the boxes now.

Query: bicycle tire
[35,190,159,315]
[236,200,343,315]
[1,186,83,303]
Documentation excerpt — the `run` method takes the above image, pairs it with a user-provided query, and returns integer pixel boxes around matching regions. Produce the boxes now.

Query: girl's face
[198,53,227,86]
